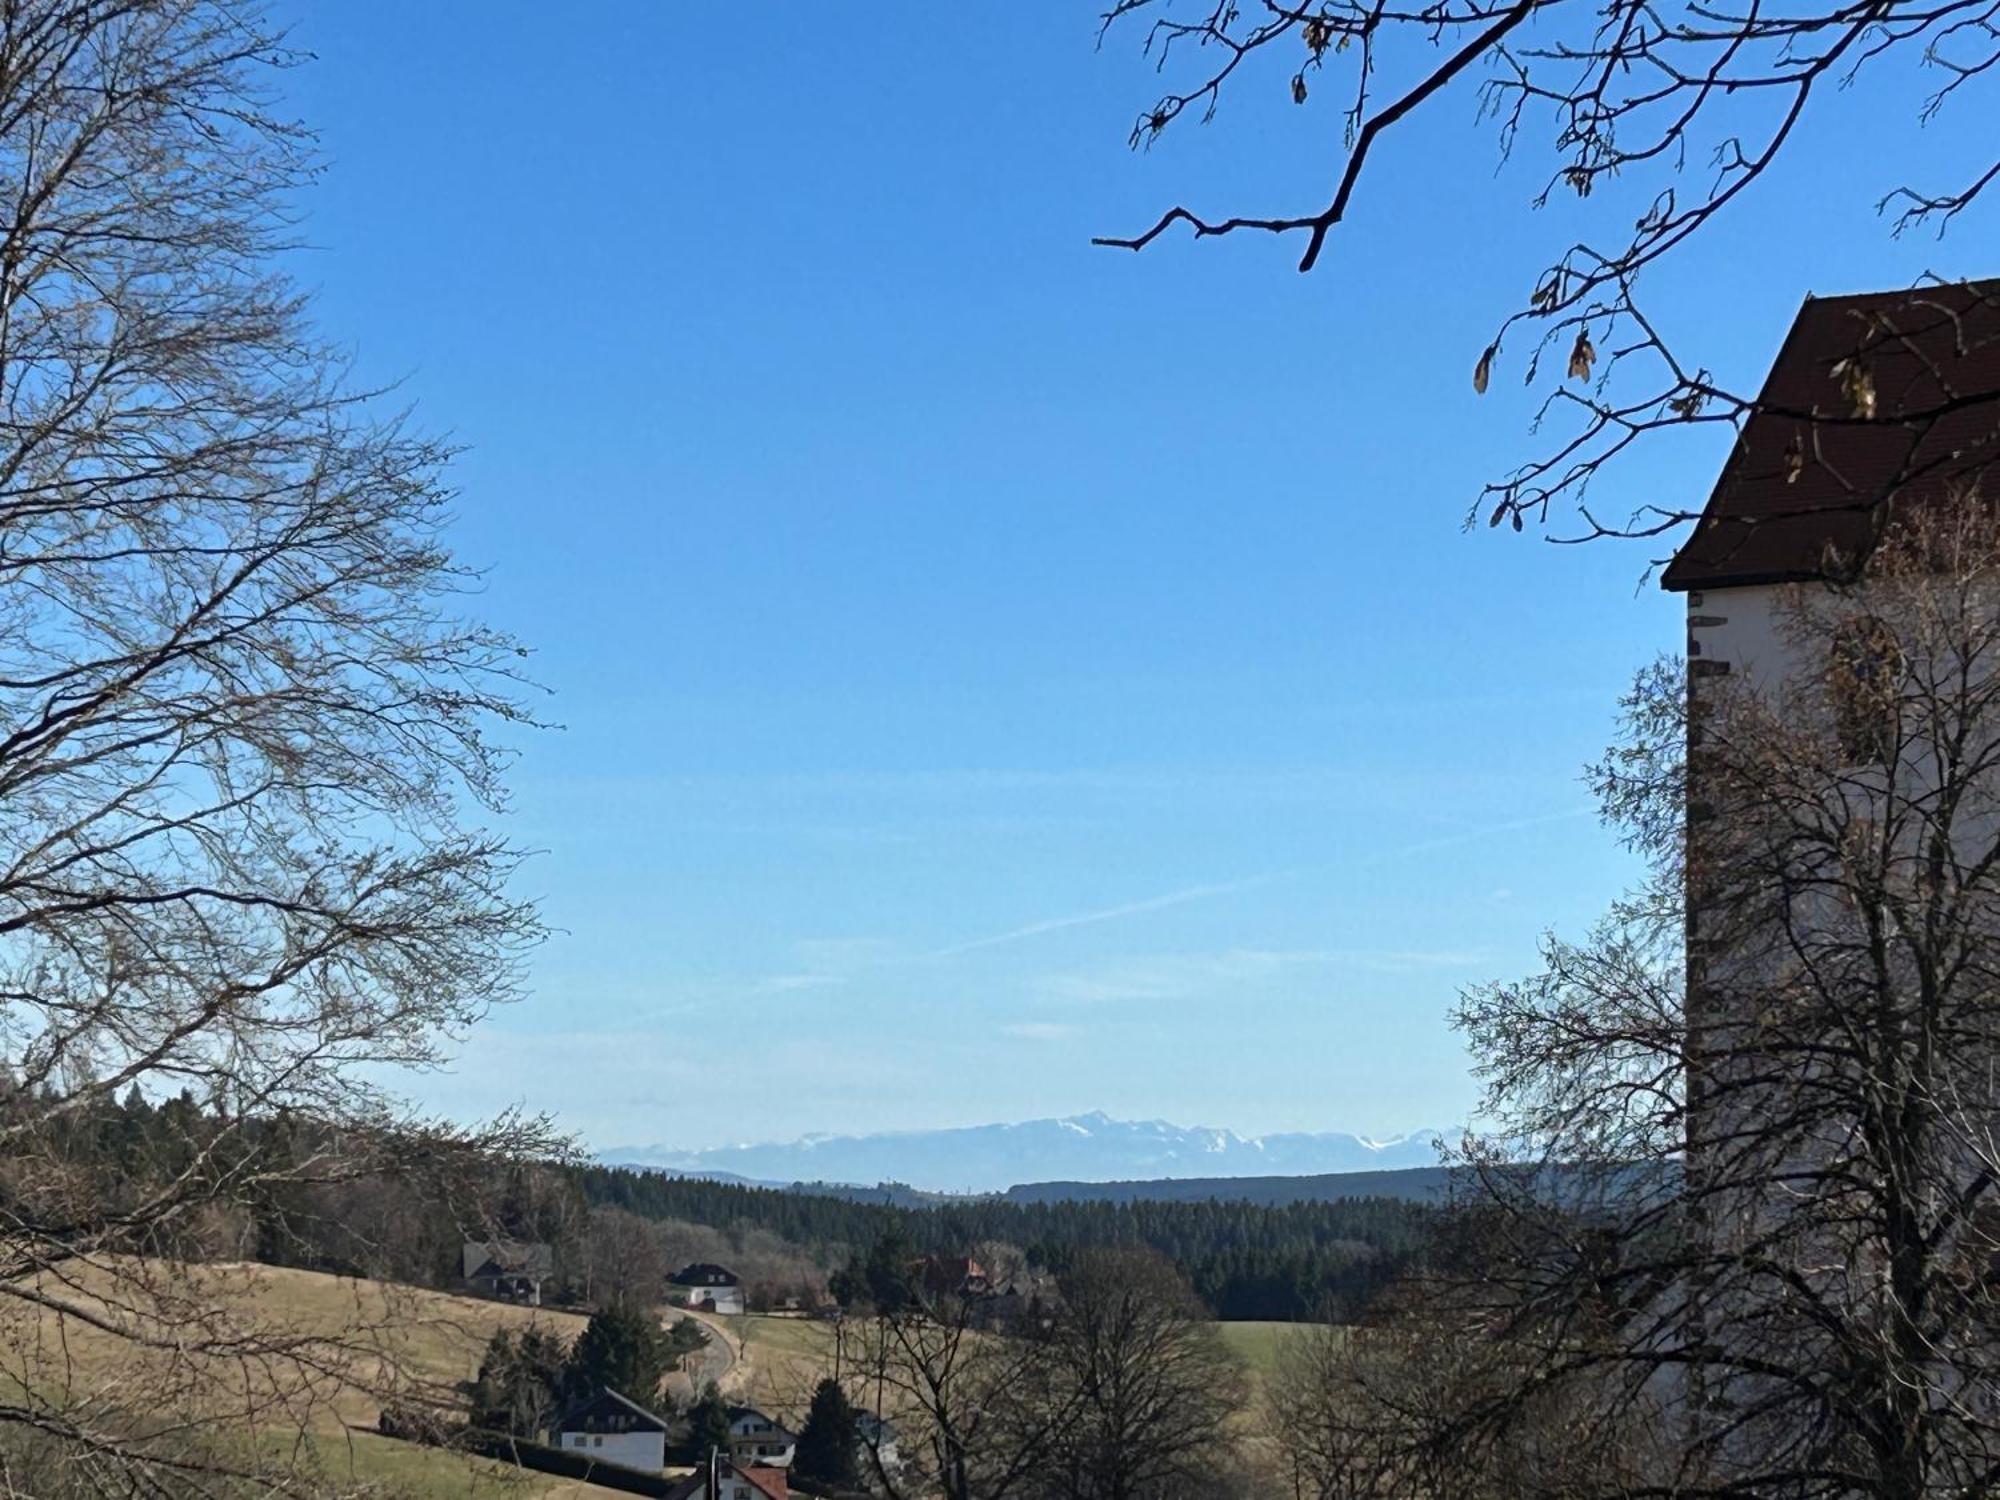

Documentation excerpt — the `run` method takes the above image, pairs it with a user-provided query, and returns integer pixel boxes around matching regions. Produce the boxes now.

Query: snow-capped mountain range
[600,1112,1447,1195]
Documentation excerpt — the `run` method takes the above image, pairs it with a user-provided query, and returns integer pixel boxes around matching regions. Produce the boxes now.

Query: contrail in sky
[925,875,1275,959]
[1384,805,1594,861]
[922,804,1596,961]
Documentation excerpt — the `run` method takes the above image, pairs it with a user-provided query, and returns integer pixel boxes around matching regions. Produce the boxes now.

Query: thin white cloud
[920,807,1590,965]
[1382,806,1594,861]
[1344,947,1494,973]
[1038,948,1333,1004]
[1037,945,1494,1006]
[926,875,1274,960]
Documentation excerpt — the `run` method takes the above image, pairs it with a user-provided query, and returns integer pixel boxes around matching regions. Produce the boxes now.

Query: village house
[911,1254,988,1298]
[460,1239,553,1306]
[727,1405,797,1468]
[664,1452,789,1500]
[670,1261,746,1315]
[551,1387,673,1473]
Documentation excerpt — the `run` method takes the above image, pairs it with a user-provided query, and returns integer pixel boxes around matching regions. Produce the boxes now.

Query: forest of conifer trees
[18,1086,1432,1322]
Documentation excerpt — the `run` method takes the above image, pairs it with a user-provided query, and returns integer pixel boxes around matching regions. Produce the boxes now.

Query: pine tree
[793,1378,861,1489]
[679,1382,734,1464]
[562,1305,668,1405]
[471,1328,567,1437]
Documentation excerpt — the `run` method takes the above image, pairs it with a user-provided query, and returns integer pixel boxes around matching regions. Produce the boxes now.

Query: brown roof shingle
[1662,281,2000,592]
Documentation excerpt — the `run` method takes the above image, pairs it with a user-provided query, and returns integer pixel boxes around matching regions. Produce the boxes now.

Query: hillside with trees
[572,1163,1430,1322]
[33,1086,1429,1324]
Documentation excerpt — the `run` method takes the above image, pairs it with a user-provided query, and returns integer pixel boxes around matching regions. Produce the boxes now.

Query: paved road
[666,1304,745,1398]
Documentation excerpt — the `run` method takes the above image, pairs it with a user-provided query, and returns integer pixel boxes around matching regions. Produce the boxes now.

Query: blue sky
[278,4,1994,1151]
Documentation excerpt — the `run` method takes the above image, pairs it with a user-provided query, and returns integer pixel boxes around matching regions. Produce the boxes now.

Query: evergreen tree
[564,1162,1431,1323]
[471,1327,568,1437]
[793,1378,861,1489]
[562,1305,668,1405]
[678,1382,734,1463]
[862,1225,915,1314]
[663,1315,711,1365]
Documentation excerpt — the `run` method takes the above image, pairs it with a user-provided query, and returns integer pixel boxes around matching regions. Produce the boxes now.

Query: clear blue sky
[277,4,1991,1151]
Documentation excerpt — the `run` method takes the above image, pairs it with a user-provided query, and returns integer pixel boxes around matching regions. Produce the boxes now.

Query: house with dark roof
[1668,282,2000,814]
[664,1452,789,1500]
[461,1239,553,1306]
[551,1387,673,1474]
[1667,278,2000,1227]
[670,1262,745,1315]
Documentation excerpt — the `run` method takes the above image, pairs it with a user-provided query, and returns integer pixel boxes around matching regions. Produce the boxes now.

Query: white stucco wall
[681,1285,745,1314]
[561,1428,665,1472]
[1684,581,1797,694]
[729,1414,794,1467]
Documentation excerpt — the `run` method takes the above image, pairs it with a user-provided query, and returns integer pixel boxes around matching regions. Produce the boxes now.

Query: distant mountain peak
[600,1112,1445,1195]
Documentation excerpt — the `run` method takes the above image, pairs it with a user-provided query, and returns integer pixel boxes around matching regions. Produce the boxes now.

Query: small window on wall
[1830,615,1903,764]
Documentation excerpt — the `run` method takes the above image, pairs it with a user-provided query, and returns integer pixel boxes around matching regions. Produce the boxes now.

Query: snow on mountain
[599,1113,1447,1195]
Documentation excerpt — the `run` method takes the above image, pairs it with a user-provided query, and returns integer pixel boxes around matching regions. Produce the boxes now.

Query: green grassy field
[1215,1319,1327,1383]
[732,1310,1327,1408]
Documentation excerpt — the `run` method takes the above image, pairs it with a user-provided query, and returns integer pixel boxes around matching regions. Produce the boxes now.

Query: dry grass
[2,1264,1328,1495]
[732,1314,839,1418]
[1,1258,599,1497]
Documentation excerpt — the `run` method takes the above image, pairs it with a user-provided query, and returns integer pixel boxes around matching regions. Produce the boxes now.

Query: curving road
[666,1304,745,1398]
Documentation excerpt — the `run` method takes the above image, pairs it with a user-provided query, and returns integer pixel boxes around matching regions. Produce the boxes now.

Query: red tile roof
[1662,281,2000,592]
[663,1456,789,1500]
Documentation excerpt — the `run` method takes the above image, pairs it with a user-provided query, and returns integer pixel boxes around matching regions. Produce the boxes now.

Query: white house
[727,1406,797,1468]
[670,1261,746,1316]
[664,1453,789,1500]
[461,1239,552,1306]
[551,1387,672,1473]
[1663,280,2000,1223]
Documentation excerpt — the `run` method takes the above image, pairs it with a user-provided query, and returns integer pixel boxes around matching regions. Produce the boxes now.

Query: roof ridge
[1803,278,2000,307]
[1662,280,2000,591]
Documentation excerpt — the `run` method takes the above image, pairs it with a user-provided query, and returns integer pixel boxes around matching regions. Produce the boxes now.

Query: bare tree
[1030,1248,1244,1500]
[1424,499,2000,1497]
[853,1278,1079,1500]
[578,1205,670,1311]
[1267,1315,1402,1500]
[1264,1284,1661,1500]
[0,0,553,1490]
[1093,3,2000,544]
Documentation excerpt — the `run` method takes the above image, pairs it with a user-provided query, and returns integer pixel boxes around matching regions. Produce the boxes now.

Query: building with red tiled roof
[664,1451,789,1500]
[911,1254,989,1297]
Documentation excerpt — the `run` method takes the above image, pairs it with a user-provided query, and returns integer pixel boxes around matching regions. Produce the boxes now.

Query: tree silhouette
[795,1378,863,1490]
